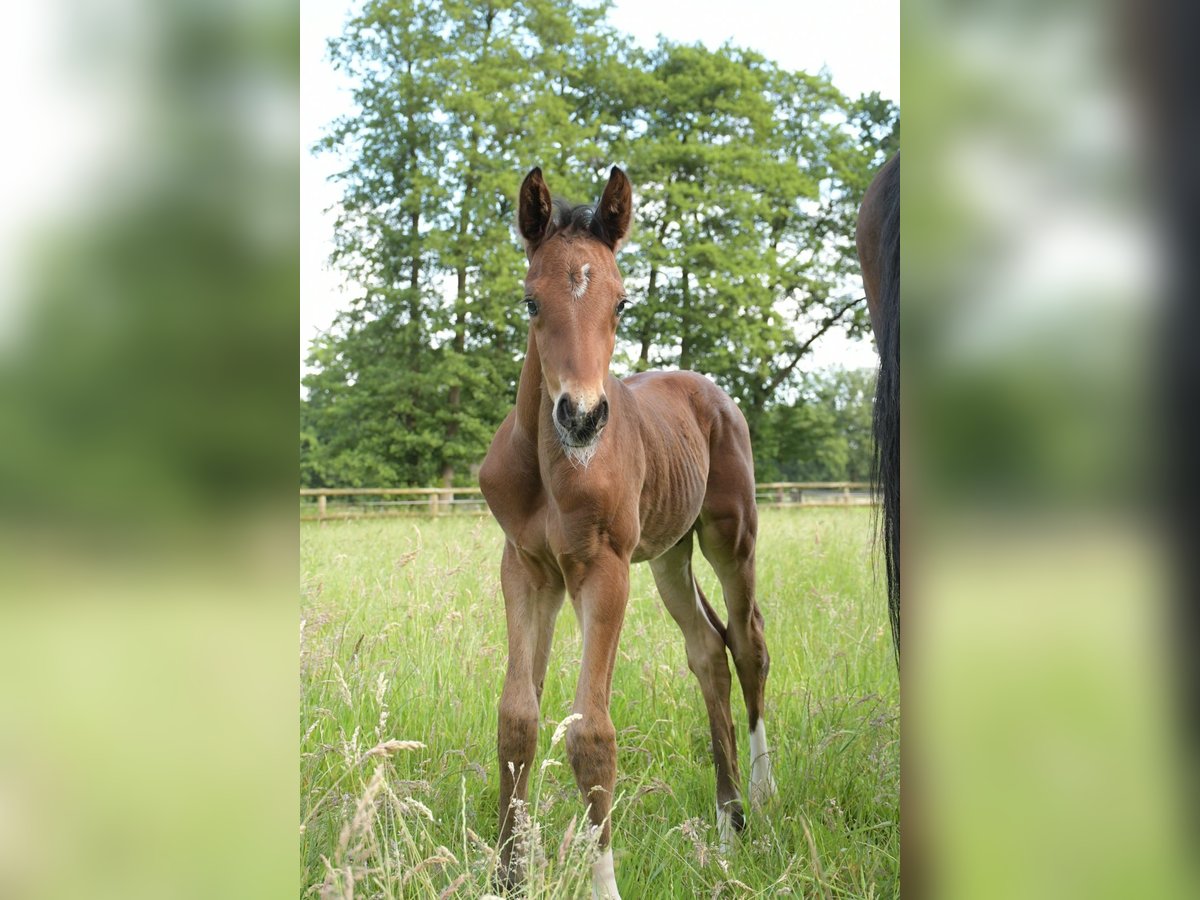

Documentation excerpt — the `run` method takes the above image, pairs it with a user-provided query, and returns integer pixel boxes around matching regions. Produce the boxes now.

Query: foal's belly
[630,483,706,563]
[526,485,702,567]
[630,532,686,564]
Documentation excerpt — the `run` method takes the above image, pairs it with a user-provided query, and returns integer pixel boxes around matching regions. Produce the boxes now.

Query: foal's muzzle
[555,394,609,446]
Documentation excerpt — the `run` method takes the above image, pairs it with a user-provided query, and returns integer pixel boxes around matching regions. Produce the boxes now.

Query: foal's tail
[872,159,901,662]
[695,579,729,642]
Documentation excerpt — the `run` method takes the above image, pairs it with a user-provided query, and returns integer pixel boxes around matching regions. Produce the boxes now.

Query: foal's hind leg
[649,535,743,846]
[698,503,777,809]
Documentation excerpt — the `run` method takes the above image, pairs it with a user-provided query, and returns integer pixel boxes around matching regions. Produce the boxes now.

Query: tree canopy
[302,0,898,487]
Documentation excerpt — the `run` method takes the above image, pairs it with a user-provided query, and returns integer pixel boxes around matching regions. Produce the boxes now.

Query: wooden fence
[300,482,873,521]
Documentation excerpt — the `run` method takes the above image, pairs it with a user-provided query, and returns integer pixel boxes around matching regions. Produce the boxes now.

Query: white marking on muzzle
[554,387,604,469]
[564,442,598,469]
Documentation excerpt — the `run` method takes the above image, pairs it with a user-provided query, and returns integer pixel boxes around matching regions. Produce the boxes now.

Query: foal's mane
[541,197,617,247]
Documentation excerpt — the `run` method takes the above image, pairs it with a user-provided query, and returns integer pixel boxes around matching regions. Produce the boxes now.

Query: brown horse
[479,166,776,898]
[855,151,900,660]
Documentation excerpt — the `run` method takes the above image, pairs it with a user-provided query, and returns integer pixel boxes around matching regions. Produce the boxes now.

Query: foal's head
[517,166,633,460]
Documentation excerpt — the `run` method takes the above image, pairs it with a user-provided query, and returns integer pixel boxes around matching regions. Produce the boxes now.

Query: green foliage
[753,368,877,483]
[302,0,898,487]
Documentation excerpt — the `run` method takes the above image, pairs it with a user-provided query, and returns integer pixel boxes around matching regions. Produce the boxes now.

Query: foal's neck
[514,330,544,438]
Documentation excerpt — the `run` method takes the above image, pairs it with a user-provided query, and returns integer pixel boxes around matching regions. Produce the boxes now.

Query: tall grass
[300,509,898,898]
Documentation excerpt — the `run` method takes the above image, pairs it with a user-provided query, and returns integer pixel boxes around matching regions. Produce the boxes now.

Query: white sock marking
[592,847,621,899]
[716,802,735,853]
[749,719,777,808]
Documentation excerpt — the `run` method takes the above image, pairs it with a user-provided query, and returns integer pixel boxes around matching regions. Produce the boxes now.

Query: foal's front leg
[497,544,564,887]
[563,551,629,900]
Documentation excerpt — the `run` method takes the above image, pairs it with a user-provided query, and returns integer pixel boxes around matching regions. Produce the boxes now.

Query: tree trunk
[679,267,692,370]
[403,53,422,330]
[410,211,420,292]
[409,209,421,324]
[442,5,494,487]
[637,220,670,371]
[444,264,466,488]
[637,265,658,370]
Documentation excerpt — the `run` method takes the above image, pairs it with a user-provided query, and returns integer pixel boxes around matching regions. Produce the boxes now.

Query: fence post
[843,485,851,505]
[318,494,327,521]
[430,492,438,516]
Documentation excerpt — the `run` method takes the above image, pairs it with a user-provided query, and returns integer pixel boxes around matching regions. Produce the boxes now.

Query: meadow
[300,509,898,899]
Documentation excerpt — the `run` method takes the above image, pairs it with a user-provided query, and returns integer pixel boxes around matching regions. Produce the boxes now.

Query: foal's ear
[518,167,553,252]
[594,166,632,251]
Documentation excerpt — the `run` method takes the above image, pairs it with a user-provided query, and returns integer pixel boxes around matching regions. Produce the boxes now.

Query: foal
[479,166,776,899]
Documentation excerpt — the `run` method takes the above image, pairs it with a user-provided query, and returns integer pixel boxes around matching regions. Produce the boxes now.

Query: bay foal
[479,167,776,898]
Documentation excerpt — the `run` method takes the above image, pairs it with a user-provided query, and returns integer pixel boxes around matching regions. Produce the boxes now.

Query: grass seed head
[551,713,582,747]
[363,739,425,760]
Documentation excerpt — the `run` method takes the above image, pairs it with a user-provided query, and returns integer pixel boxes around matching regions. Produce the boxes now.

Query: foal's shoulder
[480,411,535,495]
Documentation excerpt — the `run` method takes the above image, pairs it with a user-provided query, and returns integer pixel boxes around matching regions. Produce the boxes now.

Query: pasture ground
[301,509,898,898]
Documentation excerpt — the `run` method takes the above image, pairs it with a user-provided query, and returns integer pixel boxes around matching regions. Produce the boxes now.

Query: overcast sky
[300,0,898,372]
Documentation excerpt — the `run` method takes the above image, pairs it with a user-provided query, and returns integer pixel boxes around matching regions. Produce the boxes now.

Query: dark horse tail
[871,158,901,661]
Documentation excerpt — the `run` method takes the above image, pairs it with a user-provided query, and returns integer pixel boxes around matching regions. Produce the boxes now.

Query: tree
[753,368,876,483]
[302,3,899,487]
[304,0,632,486]
[612,42,895,444]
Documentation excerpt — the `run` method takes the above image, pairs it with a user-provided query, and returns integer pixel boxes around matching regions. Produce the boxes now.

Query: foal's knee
[498,694,539,775]
[565,715,617,820]
[566,716,617,773]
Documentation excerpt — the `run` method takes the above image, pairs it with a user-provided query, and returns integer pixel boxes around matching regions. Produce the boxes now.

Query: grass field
[301,509,898,899]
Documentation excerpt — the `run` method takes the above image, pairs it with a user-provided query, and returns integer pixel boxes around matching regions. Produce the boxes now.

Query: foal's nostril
[555,396,574,428]
[594,398,609,429]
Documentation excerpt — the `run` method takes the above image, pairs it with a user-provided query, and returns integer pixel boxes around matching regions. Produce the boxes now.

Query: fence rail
[300,482,874,521]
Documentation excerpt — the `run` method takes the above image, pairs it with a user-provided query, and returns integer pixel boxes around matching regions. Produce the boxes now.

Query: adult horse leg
[698,503,777,809]
[649,534,743,846]
[497,542,565,887]
[562,551,629,900]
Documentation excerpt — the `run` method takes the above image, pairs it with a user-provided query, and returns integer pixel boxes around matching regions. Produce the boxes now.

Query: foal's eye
[616,298,630,316]
[525,298,539,317]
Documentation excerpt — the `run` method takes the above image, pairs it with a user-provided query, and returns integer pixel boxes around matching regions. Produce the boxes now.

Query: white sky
[300,0,898,373]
